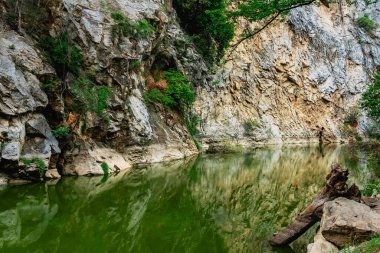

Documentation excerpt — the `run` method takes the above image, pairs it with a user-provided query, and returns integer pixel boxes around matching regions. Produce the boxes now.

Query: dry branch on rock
[269,164,361,246]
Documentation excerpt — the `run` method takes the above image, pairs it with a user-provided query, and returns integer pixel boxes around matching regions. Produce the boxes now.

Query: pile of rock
[308,197,380,253]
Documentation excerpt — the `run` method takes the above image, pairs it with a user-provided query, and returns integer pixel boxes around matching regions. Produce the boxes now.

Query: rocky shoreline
[308,197,380,253]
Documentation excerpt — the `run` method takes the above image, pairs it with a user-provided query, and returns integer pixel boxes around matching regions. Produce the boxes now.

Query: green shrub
[52,126,70,138]
[361,73,380,122]
[40,80,59,90]
[111,11,132,38]
[101,162,110,174]
[243,118,261,135]
[357,14,379,32]
[97,87,110,117]
[129,59,141,70]
[363,182,380,196]
[341,236,380,253]
[133,19,155,38]
[111,12,155,39]
[344,106,360,125]
[186,114,201,150]
[173,0,234,65]
[39,32,84,78]
[21,158,46,177]
[144,70,195,114]
[69,76,110,116]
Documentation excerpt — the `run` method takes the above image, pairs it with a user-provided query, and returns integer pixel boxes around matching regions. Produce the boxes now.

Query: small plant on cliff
[144,70,195,114]
[69,76,111,116]
[243,118,261,135]
[132,19,155,39]
[111,11,132,38]
[344,106,360,125]
[52,126,70,139]
[361,73,380,122]
[39,32,84,78]
[357,14,379,32]
[101,162,110,174]
[111,12,155,39]
[363,182,380,196]
[21,158,46,177]
[144,70,199,148]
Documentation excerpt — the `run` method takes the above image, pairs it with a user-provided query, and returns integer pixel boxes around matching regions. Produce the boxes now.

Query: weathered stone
[321,197,380,248]
[45,169,61,179]
[307,231,339,253]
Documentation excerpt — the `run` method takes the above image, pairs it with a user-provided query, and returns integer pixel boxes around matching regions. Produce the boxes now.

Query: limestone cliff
[0,0,379,182]
[195,1,380,150]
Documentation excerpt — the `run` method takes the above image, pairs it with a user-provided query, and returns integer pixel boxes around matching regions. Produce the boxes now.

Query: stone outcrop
[194,0,380,149]
[307,231,339,253]
[0,0,201,180]
[306,197,380,252]
[0,23,60,179]
[320,197,380,248]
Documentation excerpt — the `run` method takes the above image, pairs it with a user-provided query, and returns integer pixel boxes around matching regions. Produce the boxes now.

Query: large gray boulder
[320,197,380,248]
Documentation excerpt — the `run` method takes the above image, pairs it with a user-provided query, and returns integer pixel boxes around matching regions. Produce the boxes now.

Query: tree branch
[225,0,316,59]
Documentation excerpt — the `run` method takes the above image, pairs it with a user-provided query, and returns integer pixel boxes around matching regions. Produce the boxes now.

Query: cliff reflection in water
[0,145,378,253]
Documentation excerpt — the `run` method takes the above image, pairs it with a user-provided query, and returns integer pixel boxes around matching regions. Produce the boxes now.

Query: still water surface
[0,145,378,253]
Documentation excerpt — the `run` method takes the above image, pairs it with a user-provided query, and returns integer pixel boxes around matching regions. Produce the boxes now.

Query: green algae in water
[0,145,378,253]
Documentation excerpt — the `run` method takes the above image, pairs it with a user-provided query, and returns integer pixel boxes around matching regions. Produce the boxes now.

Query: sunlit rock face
[194,1,380,148]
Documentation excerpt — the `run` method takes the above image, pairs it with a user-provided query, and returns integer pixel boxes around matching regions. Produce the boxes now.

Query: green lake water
[0,145,379,253]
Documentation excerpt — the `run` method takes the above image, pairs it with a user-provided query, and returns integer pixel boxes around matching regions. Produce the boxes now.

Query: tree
[361,73,380,122]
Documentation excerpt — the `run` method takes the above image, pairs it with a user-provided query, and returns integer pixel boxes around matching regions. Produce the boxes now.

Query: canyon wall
[0,0,379,181]
[195,1,380,150]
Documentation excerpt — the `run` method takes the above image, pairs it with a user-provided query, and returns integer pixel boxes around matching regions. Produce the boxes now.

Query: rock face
[320,197,380,248]
[0,0,201,179]
[194,0,380,149]
[0,0,379,180]
[0,24,60,179]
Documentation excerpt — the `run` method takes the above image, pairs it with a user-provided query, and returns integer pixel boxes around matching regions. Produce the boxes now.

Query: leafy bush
[144,70,195,114]
[40,80,59,90]
[52,126,70,138]
[39,32,84,78]
[133,19,155,38]
[111,11,131,38]
[363,182,380,196]
[173,0,234,65]
[344,106,360,125]
[69,76,110,116]
[111,12,155,39]
[101,162,110,174]
[243,118,261,135]
[129,59,141,70]
[21,158,46,176]
[357,14,379,32]
[361,73,380,122]
[186,114,201,150]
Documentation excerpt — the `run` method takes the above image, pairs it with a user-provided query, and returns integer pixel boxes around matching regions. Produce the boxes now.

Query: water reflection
[0,145,378,253]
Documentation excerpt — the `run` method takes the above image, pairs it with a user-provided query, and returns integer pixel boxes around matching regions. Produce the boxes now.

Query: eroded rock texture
[194,1,380,149]
[321,197,380,248]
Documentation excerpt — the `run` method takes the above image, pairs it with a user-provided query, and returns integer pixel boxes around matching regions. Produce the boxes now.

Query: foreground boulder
[307,231,338,253]
[321,197,380,248]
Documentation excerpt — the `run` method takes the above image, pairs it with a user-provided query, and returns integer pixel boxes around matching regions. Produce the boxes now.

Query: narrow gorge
[0,0,379,252]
